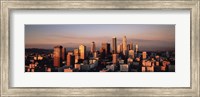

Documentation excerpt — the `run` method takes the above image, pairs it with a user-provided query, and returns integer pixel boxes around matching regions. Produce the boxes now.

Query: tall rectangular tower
[112,37,117,54]
[79,45,86,60]
[123,36,127,56]
[53,45,63,67]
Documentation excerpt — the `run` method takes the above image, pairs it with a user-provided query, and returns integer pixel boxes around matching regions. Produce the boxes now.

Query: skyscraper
[117,44,121,53]
[61,47,66,61]
[130,42,133,50]
[101,43,110,55]
[91,41,96,53]
[112,37,117,54]
[53,45,63,67]
[120,43,123,53]
[127,44,130,51]
[79,45,86,60]
[136,43,139,54]
[142,51,147,59]
[66,52,75,67]
[74,48,79,63]
[112,54,118,64]
[123,36,127,56]
[94,51,98,58]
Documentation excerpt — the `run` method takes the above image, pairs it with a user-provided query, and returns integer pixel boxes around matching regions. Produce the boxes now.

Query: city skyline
[25,24,175,51]
[25,24,175,72]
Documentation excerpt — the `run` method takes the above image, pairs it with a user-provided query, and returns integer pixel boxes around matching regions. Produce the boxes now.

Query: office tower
[130,42,133,50]
[112,37,117,54]
[61,47,66,60]
[91,41,96,53]
[117,44,121,53]
[120,44,123,52]
[142,51,147,59]
[129,50,134,58]
[79,45,86,60]
[66,53,75,67]
[107,43,111,54]
[135,43,139,53]
[112,54,118,64]
[74,49,79,63]
[123,36,127,56]
[53,45,63,67]
[94,51,98,58]
[127,44,130,51]
[101,43,110,55]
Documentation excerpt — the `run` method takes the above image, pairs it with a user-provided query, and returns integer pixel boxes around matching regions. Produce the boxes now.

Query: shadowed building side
[112,37,117,54]
[66,52,75,67]
[62,47,66,60]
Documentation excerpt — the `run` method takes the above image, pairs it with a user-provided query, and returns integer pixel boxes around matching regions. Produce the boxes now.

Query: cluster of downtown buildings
[25,36,175,72]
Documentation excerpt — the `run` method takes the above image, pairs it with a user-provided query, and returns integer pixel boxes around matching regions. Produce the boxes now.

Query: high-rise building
[129,50,134,58]
[123,36,127,56]
[94,51,98,58]
[130,42,133,50]
[142,51,147,59]
[112,37,117,54]
[120,43,123,53]
[127,44,130,51]
[66,53,75,67]
[61,47,66,60]
[101,43,110,55]
[79,45,86,60]
[74,49,79,63]
[112,54,118,64]
[91,42,96,53]
[117,44,121,53]
[135,43,139,54]
[53,45,63,67]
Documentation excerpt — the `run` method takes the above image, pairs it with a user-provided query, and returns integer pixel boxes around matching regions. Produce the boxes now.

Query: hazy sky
[25,24,175,51]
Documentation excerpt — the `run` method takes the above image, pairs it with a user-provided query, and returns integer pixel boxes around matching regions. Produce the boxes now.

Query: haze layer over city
[25,24,175,72]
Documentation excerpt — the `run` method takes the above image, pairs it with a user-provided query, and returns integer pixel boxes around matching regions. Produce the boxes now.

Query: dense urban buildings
[25,35,175,72]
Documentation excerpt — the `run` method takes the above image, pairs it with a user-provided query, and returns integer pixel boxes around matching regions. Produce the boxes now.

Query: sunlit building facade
[74,49,79,63]
[123,36,127,56]
[53,45,63,67]
[142,51,147,59]
[130,42,133,50]
[112,54,118,64]
[135,43,139,54]
[79,45,86,60]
